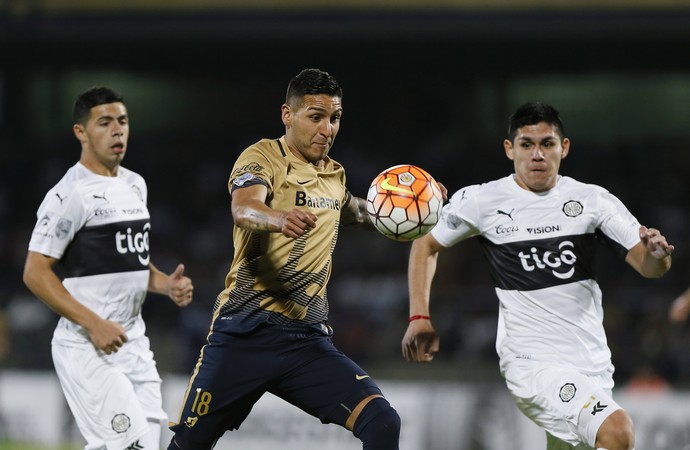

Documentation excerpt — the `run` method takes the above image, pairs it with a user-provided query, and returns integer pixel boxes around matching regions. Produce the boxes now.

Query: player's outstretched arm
[22,251,127,354]
[669,286,690,324]
[231,184,317,238]
[402,233,444,362]
[625,225,674,278]
[148,263,193,307]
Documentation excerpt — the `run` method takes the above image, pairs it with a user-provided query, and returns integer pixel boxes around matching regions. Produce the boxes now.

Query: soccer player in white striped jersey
[402,102,674,450]
[23,86,194,450]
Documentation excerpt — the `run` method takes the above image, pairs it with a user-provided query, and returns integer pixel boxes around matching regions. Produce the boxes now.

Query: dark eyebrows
[516,135,558,143]
[96,114,128,122]
[304,106,343,117]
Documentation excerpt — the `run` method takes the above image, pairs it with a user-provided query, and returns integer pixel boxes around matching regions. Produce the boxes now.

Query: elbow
[231,208,254,231]
[22,264,38,293]
[22,257,34,289]
[22,270,31,289]
[231,205,248,228]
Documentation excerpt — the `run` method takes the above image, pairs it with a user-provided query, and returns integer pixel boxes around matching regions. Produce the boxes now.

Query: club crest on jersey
[562,200,583,217]
[130,184,144,202]
[111,413,131,433]
[559,383,576,402]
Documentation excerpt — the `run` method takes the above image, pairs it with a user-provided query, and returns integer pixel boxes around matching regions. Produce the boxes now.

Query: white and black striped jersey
[432,174,641,374]
[28,162,151,345]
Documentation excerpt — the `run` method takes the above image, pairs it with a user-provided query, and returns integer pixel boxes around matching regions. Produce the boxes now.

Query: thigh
[114,336,167,423]
[52,344,150,450]
[273,333,382,428]
[169,328,280,446]
[504,361,619,448]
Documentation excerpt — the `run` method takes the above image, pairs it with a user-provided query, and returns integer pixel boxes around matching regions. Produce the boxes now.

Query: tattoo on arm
[341,197,375,230]
[246,211,274,232]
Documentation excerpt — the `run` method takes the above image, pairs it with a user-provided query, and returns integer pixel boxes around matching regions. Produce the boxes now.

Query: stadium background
[1,0,690,448]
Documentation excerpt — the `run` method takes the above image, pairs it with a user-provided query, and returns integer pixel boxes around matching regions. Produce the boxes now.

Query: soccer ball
[366,164,443,242]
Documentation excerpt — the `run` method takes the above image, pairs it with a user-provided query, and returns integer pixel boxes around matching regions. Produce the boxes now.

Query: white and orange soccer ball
[366,164,443,242]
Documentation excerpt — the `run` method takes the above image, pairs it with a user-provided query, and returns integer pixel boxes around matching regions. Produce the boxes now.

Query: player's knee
[595,410,635,450]
[352,397,401,449]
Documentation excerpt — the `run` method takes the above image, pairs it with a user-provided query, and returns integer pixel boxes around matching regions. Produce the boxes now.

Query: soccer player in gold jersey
[168,69,402,449]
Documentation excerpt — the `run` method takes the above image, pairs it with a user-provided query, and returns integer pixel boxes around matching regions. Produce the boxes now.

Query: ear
[281,104,291,127]
[73,124,86,144]
[561,138,570,160]
[503,139,515,161]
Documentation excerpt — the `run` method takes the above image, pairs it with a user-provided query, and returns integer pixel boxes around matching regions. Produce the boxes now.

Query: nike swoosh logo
[355,374,370,380]
[297,180,310,185]
[380,177,413,195]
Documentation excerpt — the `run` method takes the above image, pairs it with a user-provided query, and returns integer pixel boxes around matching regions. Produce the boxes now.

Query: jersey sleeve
[431,184,482,247]
[595,188,641,252]
[28,184,86,260]
[228,146,273,194]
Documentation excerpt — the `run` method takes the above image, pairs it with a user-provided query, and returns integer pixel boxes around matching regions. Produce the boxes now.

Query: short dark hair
[507,102,565,141]
[285,68,342,106]
[73,86,125,125]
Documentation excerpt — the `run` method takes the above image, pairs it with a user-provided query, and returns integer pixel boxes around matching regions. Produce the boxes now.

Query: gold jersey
[214,136,350,331]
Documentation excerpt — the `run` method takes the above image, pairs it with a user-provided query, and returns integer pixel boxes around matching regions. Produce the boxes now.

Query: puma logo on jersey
[93,192,109,202]
[55,192,67,204]
[496,208,515,220]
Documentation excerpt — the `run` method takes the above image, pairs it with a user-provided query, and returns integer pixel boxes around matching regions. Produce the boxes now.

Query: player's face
[74,102,129,176]
[282,94,342,165]
[504,122,570,192]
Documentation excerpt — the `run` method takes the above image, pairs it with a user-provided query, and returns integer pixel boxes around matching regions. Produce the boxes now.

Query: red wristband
[409,315,431,322]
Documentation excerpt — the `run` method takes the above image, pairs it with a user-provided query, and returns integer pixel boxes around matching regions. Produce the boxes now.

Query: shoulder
[246,138,283,158]
[558,175,611,197]
[230,138,283,188]
[117,165,146,184]
[234,138,284,169]
[35,164,92,219]
[49,163,92,196]
[117,166,147,201]
[449,176,509,202]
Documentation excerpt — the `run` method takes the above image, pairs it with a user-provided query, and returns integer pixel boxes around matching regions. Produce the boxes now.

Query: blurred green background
[2,0,690,390]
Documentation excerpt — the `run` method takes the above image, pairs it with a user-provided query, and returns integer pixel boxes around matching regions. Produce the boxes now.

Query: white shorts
[503,360,621,448]
[52,336,167,450]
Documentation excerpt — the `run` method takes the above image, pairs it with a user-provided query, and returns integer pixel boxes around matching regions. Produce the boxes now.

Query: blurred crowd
[1,126,689,389]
